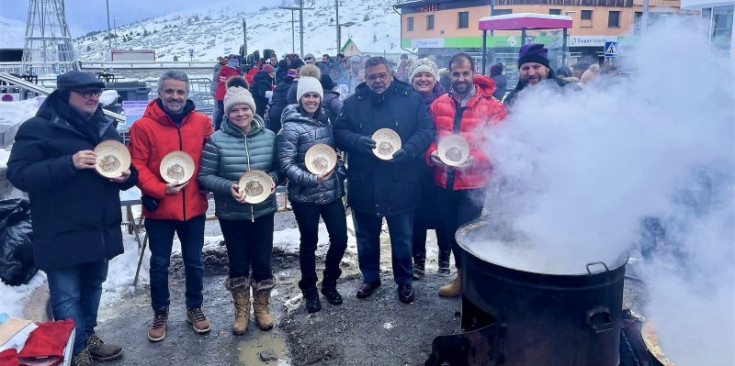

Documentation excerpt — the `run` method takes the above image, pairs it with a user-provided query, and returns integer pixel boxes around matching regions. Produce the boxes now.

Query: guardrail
[81,61,215,69]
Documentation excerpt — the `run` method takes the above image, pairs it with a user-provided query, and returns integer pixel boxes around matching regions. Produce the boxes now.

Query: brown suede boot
[252,277,276,330]
[225,276,251,335]
[438,273,462,297]
[147,306,168,342]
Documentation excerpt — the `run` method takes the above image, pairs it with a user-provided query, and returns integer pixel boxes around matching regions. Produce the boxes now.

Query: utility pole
[106,0,112,54]
[299,0,304,57]
[335,0,340,52]
[279,1,313,57]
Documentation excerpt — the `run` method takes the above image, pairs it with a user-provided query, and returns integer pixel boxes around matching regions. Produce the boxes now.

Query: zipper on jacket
[243,131,255,223]
[176,125,187,221]
[446,103,468,191]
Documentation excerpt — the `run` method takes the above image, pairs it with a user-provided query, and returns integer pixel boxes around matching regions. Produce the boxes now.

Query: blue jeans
[46,260,108,355]
[437,188,487,269]
[146,215,205,310]
[352,209,414,285]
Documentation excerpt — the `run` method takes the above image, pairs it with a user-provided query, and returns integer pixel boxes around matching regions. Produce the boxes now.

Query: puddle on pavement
[238,332,291,366]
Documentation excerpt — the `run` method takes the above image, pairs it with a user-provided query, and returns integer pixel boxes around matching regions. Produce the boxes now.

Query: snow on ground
[0,271,46,318]
[0,149,9,169]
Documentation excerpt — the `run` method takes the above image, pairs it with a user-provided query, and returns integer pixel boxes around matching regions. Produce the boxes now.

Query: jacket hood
[142,98,197,126]
[221,113,266,137]
[470,74,497,98]
[280,104,327,126]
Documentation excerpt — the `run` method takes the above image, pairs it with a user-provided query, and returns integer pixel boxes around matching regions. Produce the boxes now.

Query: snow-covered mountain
[0,16,26,48]
[74,0,404,62]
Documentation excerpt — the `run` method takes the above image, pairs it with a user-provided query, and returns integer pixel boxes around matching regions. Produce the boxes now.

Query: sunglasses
[71,89,103,99]
[305,57,314,61]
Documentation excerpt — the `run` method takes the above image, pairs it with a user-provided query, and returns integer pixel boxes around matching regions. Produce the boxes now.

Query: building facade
[680,0,734,54]
[395,0,697,69]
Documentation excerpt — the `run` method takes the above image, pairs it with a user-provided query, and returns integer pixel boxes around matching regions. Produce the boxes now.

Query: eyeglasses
[304,57,314,61]
[71,89,103,99]
[366,73,390,82]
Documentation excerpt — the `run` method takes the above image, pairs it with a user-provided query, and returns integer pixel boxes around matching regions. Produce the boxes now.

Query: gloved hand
[390,148,410,163]
[357,136,377,154]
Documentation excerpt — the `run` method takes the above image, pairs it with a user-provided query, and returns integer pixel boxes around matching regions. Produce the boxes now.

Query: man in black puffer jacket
[334,57,434,304]
[319,74,343,123]
[250,64,275,119]
[7,71,137,365]
[267,69,296,133]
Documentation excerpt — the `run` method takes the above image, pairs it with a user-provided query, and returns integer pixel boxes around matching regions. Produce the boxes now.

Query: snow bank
[0,271,47,318]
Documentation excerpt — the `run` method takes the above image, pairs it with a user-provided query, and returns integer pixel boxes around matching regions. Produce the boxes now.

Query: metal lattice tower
[22,0,78,75]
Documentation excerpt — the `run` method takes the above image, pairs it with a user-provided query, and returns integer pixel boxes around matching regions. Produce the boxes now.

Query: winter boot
[71,349,93,366]
[438,249,451,276]
[438,273,462,297]
[147,305,169,342]
[302,286,322,313]
[225,276,251,335]
[321,270,343,305]
[253,277,276,330]
[413,252,426,280]
[86,334,123,361]
[186,307,211,334]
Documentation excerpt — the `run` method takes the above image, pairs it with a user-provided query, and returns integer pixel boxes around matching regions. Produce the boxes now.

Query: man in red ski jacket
[426,53,507,297]
[128,70,214,343]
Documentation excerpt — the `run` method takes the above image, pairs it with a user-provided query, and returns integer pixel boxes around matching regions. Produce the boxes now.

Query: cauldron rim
[456,218,629,276]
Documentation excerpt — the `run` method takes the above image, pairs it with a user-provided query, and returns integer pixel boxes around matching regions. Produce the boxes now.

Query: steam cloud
[483,19,734,364]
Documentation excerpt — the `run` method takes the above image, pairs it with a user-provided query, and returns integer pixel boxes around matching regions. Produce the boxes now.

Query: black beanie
[517,43,550,69]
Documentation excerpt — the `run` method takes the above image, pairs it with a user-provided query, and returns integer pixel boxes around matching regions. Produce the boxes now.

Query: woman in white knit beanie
[275,75,348,314]
[197,76,281,335]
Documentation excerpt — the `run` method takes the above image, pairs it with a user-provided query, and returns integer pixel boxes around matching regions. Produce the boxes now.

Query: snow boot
[253,277,276,330]
[438,273,462,297]
[321,272,343,305]
[86,334,123,361]
[225,276,251,335]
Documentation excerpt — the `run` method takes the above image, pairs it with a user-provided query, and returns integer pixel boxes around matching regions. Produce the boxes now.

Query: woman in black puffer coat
[275,76,347,314]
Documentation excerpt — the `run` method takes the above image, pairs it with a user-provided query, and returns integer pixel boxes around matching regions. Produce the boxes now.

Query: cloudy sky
[0,0,280,37]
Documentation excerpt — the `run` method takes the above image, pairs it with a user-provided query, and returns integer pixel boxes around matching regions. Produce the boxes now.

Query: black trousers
[218,214,274,282]
[292,200,348,288]
[437,187,487,269]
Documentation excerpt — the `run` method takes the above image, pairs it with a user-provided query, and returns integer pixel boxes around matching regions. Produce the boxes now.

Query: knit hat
[262,64,275,74]
[56,71,105,90]
[408,58,439,82]
[298,64,321,79]
[517,43,549,69]
[227,55,240,68]
[287,69,298,77]
[224,86,256,115]
[297,76,323,101]
[350,55,361,64]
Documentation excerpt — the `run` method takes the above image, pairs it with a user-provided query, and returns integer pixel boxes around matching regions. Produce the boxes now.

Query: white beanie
[224,86,256,114]
[409,58,439,82]
[296,76,323,102]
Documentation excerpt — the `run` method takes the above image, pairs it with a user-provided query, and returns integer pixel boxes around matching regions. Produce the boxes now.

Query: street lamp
[337,21,355,52]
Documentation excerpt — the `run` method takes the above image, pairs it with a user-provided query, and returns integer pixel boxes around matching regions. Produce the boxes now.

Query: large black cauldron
[451,219,627,366]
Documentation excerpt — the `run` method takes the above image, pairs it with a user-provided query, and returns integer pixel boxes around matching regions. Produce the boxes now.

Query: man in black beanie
[503,43,577,108]
[7,70,136,366]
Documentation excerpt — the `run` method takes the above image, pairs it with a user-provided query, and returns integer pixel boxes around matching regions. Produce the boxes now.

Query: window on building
[608,10,621,28]
[427,14,435,30]
[581,10,593,20]
[549,9,561,15]
[458,11,469,28]
[712,5,734,53]
[492,9,512,15]
[407,17,414,32]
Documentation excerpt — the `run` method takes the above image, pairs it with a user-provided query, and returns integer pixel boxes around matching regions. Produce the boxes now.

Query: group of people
[8,42,586,366]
